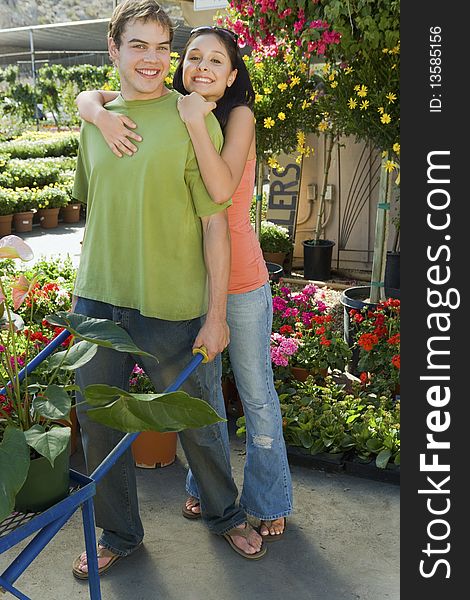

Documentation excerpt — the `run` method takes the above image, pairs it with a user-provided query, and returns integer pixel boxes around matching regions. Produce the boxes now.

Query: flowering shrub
[270,282,351,373]
[242,48,321,164]
[259,220,293,254]
[350,298,400,395]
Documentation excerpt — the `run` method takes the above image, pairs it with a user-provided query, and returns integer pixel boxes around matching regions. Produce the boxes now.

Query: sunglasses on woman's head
[190,26,239,45]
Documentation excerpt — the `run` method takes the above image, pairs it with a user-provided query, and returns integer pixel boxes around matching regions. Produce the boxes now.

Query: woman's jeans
[74,297,246,556]
[186,282,293,520]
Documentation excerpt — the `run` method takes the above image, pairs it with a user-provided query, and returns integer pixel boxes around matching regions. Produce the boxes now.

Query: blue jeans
[74,297,246,556]
[186,282,293,520]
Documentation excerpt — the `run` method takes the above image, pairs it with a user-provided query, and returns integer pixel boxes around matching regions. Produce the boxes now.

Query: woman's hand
[177,92,216,125]
[94,111,142,158]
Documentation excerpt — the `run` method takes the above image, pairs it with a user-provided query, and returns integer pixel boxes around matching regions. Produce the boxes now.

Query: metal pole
[28,28,39,129]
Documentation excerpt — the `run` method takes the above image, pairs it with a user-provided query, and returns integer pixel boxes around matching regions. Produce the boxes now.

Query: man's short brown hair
[108,0,174,48]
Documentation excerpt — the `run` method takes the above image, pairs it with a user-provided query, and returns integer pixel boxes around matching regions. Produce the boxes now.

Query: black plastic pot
[340,285,400,374]
[302,239,335,281]
[385,251,400,290]
[265,261,284,283]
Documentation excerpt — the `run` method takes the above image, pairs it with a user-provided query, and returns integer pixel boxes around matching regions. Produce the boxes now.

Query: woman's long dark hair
[173,28,255,132]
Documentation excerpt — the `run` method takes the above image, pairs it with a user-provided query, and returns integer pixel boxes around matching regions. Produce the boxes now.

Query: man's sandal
[72,545,123,580]
[258,518,287,542]
[223,523,267,560]
[182,496,201,520]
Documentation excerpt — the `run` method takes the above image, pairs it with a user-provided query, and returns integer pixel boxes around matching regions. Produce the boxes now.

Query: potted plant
[269,281,351,380]
[0,187,17,237]
[0,236,224,522]
[350,297,400,396]
[259,220,293,266]
[35,186,70,229]
[128,365,177,469]
[12,188,36,233]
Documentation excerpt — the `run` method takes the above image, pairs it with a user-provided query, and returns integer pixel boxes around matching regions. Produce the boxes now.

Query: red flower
[358,333,379,351]
[320,336,331,346]
[388,333,400,345]
[360,372,369,384]
[392,354,400,369]
[279,325,293,334]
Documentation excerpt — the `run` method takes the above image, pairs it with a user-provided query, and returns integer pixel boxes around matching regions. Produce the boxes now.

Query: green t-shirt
[73,90,230,320]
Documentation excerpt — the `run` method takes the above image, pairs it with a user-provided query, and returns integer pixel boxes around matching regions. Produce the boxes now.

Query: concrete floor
[1,222,400,599]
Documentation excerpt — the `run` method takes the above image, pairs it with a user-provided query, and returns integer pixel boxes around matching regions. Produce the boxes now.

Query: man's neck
[120,86,170,101]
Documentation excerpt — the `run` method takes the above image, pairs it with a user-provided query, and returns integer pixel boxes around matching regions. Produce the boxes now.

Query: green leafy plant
[259,220,293,254]
[0,237,224,521]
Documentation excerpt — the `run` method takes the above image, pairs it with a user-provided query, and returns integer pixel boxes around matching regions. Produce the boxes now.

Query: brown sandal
[223,523,267,560]
[182,496,201,520]
[258,518,287,542]
[72,545,123,580]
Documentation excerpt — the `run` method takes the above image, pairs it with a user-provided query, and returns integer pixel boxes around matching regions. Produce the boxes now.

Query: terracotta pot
[38,207,60,229]
[262,251,286,266]
[0,213,13,237]
[131,431,177,468]
[13,211,34,233]
[291,366,328,382]
[60,203,82,223]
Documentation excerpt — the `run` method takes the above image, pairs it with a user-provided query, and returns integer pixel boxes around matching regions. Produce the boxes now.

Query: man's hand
[193,316,230,362]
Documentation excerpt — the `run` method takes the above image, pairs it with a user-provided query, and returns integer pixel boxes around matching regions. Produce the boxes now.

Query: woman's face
[182,33,238,103]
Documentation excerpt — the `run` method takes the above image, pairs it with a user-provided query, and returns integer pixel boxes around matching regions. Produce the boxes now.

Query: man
[71,0,265,578]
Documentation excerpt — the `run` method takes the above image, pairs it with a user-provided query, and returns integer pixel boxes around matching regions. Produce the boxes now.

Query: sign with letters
[266,154,303,239]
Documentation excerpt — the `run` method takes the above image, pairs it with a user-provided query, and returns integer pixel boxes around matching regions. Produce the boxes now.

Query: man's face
[108,19,171,100]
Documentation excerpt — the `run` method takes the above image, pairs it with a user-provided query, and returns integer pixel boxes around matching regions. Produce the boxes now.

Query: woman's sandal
[223,523,267,560]
[182,496,202,520]
[258,518,287,542]
[72,545,123,580]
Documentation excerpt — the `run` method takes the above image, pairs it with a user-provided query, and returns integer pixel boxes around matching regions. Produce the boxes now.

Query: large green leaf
[0,427,30,522]
[24,424,71,467]
[32,385,72,420]
[47,340,98,371]
[45,312,158,361]
[85,385,225,433]
[375,448,392,469]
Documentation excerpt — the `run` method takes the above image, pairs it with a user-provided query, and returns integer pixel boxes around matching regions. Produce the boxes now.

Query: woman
[76,26,292,540]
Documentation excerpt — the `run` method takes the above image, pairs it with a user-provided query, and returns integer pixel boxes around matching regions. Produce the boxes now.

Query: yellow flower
[344,66,353,74]
[277,112,286,121]
[277,83,288,92]
[299,62,307,73]
[301,100,311,110]
[386,92,397,103]
[242,55,249,63]
[264,117,275,129]
[359,100,370,110]
[296,131,306,145]
[318,120,329,132]
[263,87,272,94]
[348,98,357,109]
[330,81,338,88]
[165,77,172,85]
[289,76,300,87]
[287,102,293,109]
[170,52,179,58]
[377,106,385,114]
[357,85,368,98]
[380,113,392,124]
[384,160,398,173]
[267,156,280,169]
[393,143,400,155]
[353,84,361,92]
[255,93,264,103]
[328,73,336,81]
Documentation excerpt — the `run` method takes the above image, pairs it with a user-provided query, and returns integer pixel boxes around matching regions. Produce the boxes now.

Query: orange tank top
[227,158,269,294]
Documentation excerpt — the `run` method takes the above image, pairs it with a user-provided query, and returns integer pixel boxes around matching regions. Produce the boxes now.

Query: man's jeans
[74,297,245,556]
[187,282,293,520]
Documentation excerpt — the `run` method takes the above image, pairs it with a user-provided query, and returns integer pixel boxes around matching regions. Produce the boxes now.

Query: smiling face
[182,33,238,103]
[108,18,171,101]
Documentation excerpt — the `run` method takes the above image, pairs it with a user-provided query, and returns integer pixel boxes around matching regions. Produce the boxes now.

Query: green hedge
[0,133,79,159]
